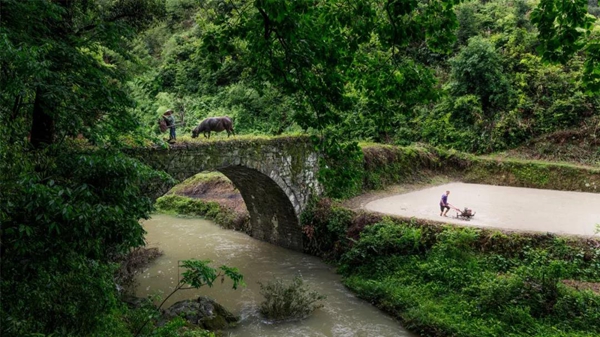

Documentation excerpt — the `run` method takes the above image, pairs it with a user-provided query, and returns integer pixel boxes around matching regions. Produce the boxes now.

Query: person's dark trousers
[169,127,176,140]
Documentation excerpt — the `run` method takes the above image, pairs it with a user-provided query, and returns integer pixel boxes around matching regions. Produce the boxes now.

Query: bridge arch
[128,137,321,251]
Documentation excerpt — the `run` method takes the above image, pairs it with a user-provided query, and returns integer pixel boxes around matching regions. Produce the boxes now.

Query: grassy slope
[155,172,250,232]
[492,118,600,167]
[360,143,600,194]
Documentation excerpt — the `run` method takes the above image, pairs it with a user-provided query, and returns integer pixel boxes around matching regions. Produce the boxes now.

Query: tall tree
[200,0,462,196]
[531,0,600,93]
[0,0,164,148]
[0,1,167,335]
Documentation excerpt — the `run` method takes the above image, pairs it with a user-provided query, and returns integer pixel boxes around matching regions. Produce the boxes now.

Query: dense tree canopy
[129,0,599,152]
[1,1,168,335]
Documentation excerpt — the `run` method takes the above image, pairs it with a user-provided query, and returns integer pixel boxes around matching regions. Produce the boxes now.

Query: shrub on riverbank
[155,194,249,233]
[300,199,600,337]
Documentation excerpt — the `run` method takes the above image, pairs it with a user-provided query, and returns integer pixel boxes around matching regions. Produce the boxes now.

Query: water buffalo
[191,116,235,139]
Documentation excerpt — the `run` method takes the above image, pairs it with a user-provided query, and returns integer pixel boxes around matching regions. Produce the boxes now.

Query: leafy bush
[1,149,168,336]
[341,218,424,270]
[301,197,355,258]
[155,194,246,230]
[258,276,326,322]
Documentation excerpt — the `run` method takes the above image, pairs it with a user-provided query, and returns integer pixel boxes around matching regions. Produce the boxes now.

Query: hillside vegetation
[129,0,600,154]
[495,116,600,166]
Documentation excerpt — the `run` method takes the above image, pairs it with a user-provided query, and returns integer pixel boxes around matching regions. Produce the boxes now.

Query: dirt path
[364,182,600,236]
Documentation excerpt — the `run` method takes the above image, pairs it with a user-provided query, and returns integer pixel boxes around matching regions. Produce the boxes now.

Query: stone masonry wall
[126,136,321,251]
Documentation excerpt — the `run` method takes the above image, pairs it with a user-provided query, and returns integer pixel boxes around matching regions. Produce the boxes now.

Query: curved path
[364,182,600,236]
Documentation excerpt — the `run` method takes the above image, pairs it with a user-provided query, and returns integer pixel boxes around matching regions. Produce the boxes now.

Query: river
[135,214,415,337]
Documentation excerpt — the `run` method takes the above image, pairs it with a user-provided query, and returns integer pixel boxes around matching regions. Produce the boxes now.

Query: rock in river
[161,296,239,330]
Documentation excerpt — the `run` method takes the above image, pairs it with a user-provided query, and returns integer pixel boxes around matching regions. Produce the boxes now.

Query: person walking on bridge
[440,190,451,217]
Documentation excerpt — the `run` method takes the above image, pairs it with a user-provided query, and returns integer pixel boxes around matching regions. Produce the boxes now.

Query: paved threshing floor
[364,182,600,236]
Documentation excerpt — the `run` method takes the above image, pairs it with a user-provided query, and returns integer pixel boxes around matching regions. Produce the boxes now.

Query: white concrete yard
[364,182,600,236]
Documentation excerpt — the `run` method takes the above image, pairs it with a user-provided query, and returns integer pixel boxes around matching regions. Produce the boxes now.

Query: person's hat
[164,109,173,115]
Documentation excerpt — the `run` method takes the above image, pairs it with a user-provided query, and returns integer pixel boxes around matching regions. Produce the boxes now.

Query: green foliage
[179,260,245,290]
[339,220,600,337]
[300,198,354,258]
[449,36,512,116]
[0,147,168,336]
[340,218,424,273]
[258,276,326,321]
[0,1,170,335]
[421,0,599,153]
[531,0,594,63]
[456,2,480,47]
[0,0,165,147]
[316,137,365,199]
[155,194,246,230]
[532,0,600,93]
[439,36,514,152]
[128,0,299,138]
[361,144,439,190]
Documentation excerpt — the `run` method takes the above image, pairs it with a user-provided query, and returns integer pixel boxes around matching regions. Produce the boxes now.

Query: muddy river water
[365,182,600,236]
[136,214,415,337]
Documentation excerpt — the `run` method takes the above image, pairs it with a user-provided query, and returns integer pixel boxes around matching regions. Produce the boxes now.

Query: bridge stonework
[128,136,321,251]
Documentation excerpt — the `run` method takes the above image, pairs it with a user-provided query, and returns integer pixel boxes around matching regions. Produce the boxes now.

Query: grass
[157,132,310,145]
[494,117,600,167]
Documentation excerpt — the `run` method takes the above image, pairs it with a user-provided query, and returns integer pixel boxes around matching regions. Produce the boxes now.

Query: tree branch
[257,7,272,40]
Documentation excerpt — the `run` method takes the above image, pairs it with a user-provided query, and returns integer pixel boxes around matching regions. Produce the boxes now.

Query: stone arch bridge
[127,136,321,251]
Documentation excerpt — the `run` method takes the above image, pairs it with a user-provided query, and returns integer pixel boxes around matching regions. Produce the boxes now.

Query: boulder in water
[161,296,239,330]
